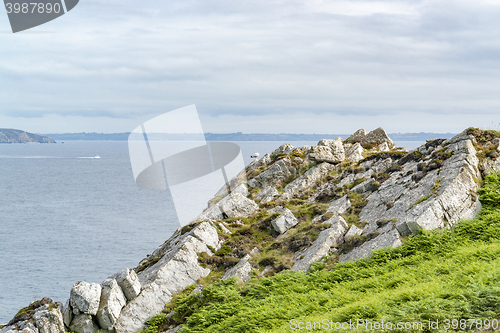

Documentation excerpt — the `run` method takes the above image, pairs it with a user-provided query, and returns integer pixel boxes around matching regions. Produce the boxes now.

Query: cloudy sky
[1,0,500,134]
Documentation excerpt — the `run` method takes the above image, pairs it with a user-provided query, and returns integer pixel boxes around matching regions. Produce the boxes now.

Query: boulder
[218,223,232,234]
[16,322,38,333]
[268,206,299,234]
[196,193,258,222]
[278,163,335,201]
[114,268,141,302]
[344,225,363,241]
[114,222,218,333]
[308,146,343,164]
[254,186,279,203]
[69,281,101,316]
[270,144,295,158]
[291,218,348,271]
[222,254,253,282]
[351,178,378,194]
[339,229,401,262]
[318,138,345,161]
[345,142,364,162]
[379,142,390,152]
[61,300,73,328]
[347,129,368,144]
[327,195,351,215]
[247,158,293,189]
[220,193,259,218]
[346,127,394,148]
[97,278,127,329]
[69,315,98,333]
[32,307,65,333]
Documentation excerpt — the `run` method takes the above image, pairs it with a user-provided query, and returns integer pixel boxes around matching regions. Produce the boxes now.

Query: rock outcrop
[346,127,394,149]
[5,127,500,333]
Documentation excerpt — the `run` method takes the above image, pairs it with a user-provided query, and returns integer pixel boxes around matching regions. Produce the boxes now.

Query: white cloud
[1,0,500,133]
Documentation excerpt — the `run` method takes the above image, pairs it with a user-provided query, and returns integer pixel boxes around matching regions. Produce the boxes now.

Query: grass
[141,171,500,333]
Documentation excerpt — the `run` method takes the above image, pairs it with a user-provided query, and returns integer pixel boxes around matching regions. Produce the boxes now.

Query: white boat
[94,155,100,159]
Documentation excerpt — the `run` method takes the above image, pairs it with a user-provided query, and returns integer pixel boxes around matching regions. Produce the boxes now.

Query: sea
[0,140,423,322]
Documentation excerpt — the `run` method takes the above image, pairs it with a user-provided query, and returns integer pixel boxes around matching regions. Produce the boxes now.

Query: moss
[412,194,431,208]
[180,223,196,235]
[341,234,367,253]
[397,150,423,165]
[371,172,391,184]
[363,151,407,163]
[136,256,161,273]
[425,138,446,149]
[467,127,500,144]
[386,164,403,173]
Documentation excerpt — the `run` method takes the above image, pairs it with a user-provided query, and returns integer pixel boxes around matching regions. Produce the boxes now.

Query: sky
[1,0,500,134]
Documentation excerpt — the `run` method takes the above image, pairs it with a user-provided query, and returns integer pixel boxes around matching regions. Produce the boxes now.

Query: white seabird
[250,153,260,160]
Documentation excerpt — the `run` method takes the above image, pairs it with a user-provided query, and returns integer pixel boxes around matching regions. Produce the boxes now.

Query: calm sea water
[0,140,423,322]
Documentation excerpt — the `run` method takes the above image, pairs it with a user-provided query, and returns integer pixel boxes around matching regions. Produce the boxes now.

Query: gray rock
[16,322,38,333]
[253,153,272,170]
[327,195,351,215]
[261,266,273,276]
[340,229,401,262]
[69,281,101,316]
[270,144,295,158]
[346,127,394,148]
[292,218,348,271]
[218,223,232,234]
[250,247,261,255]
[231,184,249,197]
[345,142,364,162]
[247,158,293,189]
[61,300,73,328]
[352,178,377,194]
[278,162,335,201]
[359,132,482,235]
[97,278,127,329]
[0,325,16,333]
[32,308,65,333]
[344,225,363,241]
[324,214,347,226]
[114,222,218,333]
[308,145,344,164]
[268,206,299,234]
[114,268,141,302]
[379,142,390,152]
[254,186,279,203]
[196,193,258,222]
[222,254,253,282]
[293,157,304,164]
[69,314,98,333]
[219,193,259,218]
[318,138,345,162]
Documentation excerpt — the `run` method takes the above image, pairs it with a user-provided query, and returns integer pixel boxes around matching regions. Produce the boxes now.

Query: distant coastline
[41,132,457,142]
[0,129,55,143]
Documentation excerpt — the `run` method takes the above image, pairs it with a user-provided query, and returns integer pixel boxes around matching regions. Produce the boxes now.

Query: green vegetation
[142,171,500,333]
[197,201,330,277]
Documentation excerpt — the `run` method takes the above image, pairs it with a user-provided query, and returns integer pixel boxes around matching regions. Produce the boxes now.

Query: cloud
[0,0,500,133]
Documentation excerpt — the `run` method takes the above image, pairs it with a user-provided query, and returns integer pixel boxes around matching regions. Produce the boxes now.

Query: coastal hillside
[0,129,55,143]
[1,127,500,333]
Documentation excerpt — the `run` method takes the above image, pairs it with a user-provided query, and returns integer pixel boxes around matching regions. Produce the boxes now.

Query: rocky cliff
[0,129,55,143]
[2,127,500,333]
